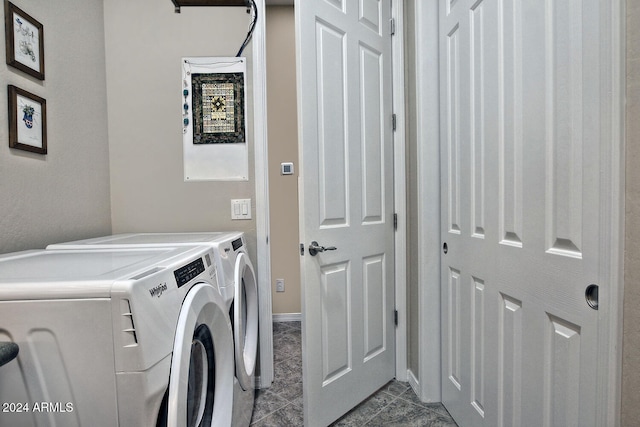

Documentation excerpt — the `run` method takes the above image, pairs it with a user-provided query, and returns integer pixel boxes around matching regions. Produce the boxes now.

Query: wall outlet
[276,278,285,292]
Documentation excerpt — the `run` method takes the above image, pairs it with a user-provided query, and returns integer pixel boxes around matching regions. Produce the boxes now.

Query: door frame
[255,0,410,386]
[252,0,274,389]
[392,0,408,384]
[412,0,625,423]
[603,1,625,424]
[412,0,443,403]
[257,0,412,390]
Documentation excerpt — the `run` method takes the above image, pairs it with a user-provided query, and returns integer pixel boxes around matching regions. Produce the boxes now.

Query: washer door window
[167,283,234,427]
[188,324,212,425]
[233,252,259,391]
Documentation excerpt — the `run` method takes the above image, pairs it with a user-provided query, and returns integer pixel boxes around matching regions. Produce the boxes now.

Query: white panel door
[440,0,610,426]
[296,0,395,426]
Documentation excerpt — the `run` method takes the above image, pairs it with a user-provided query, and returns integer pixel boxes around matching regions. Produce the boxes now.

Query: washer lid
[0,246,211,300]
[46,232,243,249]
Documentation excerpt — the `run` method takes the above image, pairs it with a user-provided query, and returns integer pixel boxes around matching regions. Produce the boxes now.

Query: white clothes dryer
[0,246,234,427]
[48,232,260,427]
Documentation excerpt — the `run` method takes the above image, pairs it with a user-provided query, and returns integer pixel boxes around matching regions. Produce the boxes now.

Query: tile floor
[250,321,459,427]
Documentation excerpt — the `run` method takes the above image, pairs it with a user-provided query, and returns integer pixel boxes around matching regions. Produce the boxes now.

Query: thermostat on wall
[281,162,294,175]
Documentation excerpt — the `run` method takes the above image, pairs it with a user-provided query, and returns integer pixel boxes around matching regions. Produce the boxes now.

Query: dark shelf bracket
[172,0,248,12]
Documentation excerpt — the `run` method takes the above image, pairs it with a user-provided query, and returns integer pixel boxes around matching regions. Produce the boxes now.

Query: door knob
[585,284,599,310]
[308,241,337,256]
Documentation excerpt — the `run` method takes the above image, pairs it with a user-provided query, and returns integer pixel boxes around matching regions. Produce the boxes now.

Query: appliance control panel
[174,258,205,288]
[232,238,243,251]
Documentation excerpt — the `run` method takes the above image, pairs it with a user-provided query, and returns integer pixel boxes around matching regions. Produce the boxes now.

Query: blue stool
[0,342,19,367]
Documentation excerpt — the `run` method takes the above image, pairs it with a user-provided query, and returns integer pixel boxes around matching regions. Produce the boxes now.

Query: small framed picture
[8,85,47,154]
[4,1,45,80]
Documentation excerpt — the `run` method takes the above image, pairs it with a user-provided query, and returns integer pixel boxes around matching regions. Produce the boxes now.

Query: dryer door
[167,283,234,427]
[233,252,259,391]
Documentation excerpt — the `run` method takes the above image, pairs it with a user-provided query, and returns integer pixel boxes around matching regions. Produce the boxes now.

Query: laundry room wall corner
[103,0,274,389]
[0,0,112,254]
[404,0,442,403]
[265,5,301,315]
[103,0,259,263]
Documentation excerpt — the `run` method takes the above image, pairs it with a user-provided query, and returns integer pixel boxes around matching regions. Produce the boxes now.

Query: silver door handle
[308,241,337,256]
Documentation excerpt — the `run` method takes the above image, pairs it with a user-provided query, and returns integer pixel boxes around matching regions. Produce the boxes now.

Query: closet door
[439,0,614,425]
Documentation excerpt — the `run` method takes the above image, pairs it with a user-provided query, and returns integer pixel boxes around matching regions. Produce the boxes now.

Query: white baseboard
[272,313,301,322]
[408,369,420,400]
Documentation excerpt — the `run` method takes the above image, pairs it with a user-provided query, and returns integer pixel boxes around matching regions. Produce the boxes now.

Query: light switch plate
[231,199,252,220]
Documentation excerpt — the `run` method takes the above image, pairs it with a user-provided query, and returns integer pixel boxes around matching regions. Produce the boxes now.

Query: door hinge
[300,243,304,256]
[394,310,398,326]
[390,18,395,36]
[394,213,398,231]
[392,113,397,131]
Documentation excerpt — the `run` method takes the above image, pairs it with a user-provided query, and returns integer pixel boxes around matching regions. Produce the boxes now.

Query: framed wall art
[191,72,246,145]
[8,85,47,154]
[4,1,45,80]
[182,57,249,181]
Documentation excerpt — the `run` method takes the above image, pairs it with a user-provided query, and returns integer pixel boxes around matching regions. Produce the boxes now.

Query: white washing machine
[48,232,260,427]
[0,246,234,427]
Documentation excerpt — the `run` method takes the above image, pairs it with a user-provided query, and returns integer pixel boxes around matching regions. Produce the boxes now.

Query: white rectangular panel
[321,262,351,384]
[499,294,522,427]
[447,0,459,16]
[323,0,345,14]
[359,0,381,35]
[447,25,462,234]
[360,44,384,224]
[448,268,462,389]
[470,0,486,239]
[471,277,485,416]
[544,0,583,259]
[498,0,523,247]
[544,315,581,427]
[363,254,385,361]
[182,57,249,181]
[316,21,349,228]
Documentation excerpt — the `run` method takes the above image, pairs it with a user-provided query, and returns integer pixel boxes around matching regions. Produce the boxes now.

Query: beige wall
[266,6,300,315]
[0,0,111,254]
[103,1,257,261]
[622,2,640,425]
[404,0,421,380]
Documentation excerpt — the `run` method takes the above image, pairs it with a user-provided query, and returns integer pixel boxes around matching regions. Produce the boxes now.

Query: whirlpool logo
[149,283,168,298]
